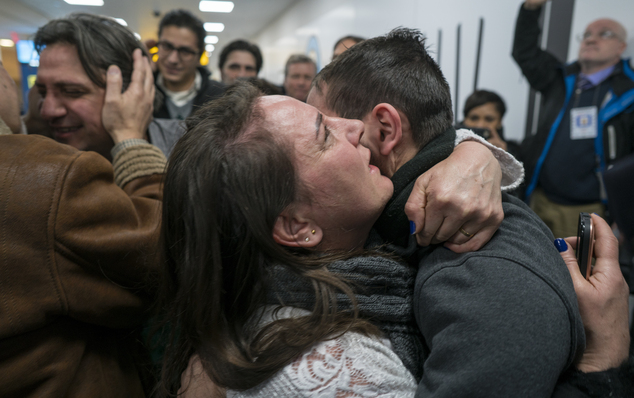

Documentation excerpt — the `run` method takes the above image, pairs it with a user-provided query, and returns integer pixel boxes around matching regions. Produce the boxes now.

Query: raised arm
[512,0,562,92]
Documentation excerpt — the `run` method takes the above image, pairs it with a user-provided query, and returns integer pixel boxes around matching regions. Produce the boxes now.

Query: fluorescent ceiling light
[204,23,225,32]
[205,36,219,44]
[114,18,127,26]
[206,44,215,52]
[0,39,14,47]
[64,0,104,6]
[199,1,234,13]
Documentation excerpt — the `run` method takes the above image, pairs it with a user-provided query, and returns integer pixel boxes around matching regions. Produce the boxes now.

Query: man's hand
[556,214,630,372]
[102,48,155,144]
[0,60,22,134]
[524,0,549,10]
[404,140,504,253]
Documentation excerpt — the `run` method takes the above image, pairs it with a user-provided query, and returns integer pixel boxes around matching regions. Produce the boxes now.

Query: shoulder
[147,119,186,157]
[229,332,416,398]
[415,193,578,316]
[198,68,226,98]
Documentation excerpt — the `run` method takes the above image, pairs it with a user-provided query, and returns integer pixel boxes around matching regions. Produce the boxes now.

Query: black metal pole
[474,18,484,92]
[455,24,461,123]
[437,29,442,65]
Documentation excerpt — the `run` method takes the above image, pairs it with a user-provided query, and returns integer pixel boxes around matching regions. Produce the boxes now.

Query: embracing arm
[53,48,165,327]
[405,130,524,253]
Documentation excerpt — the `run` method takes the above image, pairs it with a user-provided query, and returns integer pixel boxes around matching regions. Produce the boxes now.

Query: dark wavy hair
[155,82,377,396]
[34,13,147,92]
[313,28,453,150]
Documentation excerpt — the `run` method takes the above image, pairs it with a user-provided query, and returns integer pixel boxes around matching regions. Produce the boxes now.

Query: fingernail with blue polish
[409,221,416,235]
[554,238,567,253]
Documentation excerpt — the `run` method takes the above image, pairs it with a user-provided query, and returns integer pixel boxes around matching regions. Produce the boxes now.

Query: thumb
[105,65,123,102]
[404,172,429,234]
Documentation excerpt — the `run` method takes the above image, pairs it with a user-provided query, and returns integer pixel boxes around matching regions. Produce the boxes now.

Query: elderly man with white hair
[510,0,634,239]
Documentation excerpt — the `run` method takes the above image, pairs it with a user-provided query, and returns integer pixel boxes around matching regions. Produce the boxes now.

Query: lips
[52,126,80,140]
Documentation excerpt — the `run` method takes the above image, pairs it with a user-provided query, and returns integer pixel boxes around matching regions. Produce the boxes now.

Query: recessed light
[206,44,215,52]
[199,1,234,13]
[205,36,219,44]
[64,0,104,6]
[204,23,225,32]
[0,39,14,47]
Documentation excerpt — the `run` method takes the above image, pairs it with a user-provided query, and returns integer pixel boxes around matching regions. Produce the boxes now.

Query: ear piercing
[305,237,310,242]
[311,230,316,234]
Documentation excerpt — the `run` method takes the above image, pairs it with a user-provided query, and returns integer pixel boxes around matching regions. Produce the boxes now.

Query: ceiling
[0,0,297,49]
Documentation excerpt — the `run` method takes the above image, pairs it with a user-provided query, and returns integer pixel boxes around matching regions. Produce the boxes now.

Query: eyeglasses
[576,30,619,42]
[157,41,199,60]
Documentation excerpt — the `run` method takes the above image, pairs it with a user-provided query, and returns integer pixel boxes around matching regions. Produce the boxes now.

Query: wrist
[523,2,542,11]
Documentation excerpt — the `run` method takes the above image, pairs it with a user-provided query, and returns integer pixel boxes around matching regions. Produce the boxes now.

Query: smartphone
[576,212,594,279]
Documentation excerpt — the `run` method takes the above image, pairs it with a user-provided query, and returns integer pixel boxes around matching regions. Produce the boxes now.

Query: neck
[580,59,619,75]
[384,137,420,178]
[164,72,196,92]
[318,225,374,251]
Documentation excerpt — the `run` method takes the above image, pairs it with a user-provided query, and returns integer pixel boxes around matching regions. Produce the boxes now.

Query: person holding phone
[554,214,632,395]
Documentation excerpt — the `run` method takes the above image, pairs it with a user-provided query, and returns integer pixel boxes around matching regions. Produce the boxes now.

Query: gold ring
[459,228,474,239]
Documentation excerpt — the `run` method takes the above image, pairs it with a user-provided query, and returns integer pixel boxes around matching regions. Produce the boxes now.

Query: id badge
[570,106,598,140]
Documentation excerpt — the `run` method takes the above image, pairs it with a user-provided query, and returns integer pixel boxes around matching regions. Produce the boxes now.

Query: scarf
[266,248,425,381]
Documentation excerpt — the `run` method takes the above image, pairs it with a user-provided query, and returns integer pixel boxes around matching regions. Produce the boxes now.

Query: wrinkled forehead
[306,83,338,117]
[259,95,316,131]
[586,19,627,40]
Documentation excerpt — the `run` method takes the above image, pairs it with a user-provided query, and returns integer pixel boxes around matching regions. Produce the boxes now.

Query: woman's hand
[555,214,630,372]
[405,140,504,253]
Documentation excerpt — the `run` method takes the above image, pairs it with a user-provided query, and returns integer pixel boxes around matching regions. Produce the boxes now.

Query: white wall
[252,0,634,142]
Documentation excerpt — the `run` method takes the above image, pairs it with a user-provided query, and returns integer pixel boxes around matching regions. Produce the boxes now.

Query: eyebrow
[315,112,322,140]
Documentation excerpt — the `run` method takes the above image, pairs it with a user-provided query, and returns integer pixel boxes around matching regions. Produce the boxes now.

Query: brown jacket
[0,135,164,397]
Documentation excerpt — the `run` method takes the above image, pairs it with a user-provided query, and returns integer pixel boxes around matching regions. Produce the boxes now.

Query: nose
[39,93,66,121]
[342,118,363,147]
[165,49,180,63]
[237,67,250,77]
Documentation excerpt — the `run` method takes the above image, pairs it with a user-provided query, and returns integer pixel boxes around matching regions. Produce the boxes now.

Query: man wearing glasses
[510,0,634,239]
[155,9,224,120]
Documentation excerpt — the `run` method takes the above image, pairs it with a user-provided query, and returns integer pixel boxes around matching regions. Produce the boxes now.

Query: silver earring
[305,237,310,242]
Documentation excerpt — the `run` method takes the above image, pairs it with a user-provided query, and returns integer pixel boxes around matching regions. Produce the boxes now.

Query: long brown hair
[155,82,377,396]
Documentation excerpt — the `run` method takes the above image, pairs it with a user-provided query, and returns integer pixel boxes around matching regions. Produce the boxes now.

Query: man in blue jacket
[511,0,634,238]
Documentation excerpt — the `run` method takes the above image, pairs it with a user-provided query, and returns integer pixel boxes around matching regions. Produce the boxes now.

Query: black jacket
[511,5,634,202]
[153,66,225,119]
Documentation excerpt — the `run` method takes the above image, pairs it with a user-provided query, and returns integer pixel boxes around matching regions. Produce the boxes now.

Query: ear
[371,103,403,156]
[272,209,323,248]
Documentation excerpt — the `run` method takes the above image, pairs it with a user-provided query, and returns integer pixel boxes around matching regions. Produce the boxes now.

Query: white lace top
[179,306,416,398]
[227,331,416,397]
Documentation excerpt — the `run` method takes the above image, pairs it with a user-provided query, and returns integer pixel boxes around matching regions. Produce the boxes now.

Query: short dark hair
[314,28,453,149]
[34,13,146,91]
[284,54,316,77]
[463,90,506,119]
[218,39,263,73]
[158,9,205,54]
[333,35,365,51]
